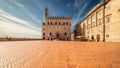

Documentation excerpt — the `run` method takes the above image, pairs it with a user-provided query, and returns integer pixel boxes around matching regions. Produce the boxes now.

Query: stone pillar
[103,3,106,42]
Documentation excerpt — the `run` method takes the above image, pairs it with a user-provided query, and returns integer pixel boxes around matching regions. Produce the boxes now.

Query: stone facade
[42,8,71,41]
[76,0,120,42]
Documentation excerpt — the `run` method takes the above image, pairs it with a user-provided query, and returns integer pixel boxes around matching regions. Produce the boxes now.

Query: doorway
[91,35,94,41]
[56,32,59,39]
[97,35,100,42]
[51,38,53,40]
[67,37,69,41]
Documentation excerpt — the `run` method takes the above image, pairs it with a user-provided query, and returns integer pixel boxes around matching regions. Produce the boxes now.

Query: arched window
[48,38,49,40]
[59,22,61,25]
[50,32,52,36]
[51,38,53,40]
[67,37,69,40]
[48,22,49,25]
[91,35,94,40]
[43,37,45,40]
[43,33,45,36]
[118,9,120,13]
[50,22,52,25]
[106,16,110,23]
[55,22,57,25]
[118,9,120,18]
[99,20,102,25]
[43,23,45,25]
[45,13,47,15]
[66,22,68,25]
[64,32,67,35]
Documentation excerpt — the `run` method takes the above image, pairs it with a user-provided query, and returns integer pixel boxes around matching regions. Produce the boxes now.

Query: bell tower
[45,7,48,20]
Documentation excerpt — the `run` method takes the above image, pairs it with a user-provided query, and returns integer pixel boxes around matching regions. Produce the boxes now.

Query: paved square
[0,41,120,68]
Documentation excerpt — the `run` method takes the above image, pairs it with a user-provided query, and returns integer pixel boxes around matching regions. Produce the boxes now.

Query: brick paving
[0,41,120,68]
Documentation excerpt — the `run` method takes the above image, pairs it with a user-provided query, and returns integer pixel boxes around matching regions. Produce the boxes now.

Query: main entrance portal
[56,33,59,38]
[56,32,59,39]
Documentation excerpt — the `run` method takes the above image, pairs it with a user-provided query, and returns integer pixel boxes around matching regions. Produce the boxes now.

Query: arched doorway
[97,35,100,42]
[67,37,69,41]
[56,32,59,39]
[91,35,94,41]
[57,34,59,38]
[51,38,53,40]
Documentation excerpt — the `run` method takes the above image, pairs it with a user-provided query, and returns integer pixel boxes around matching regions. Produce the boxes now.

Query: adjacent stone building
[42,8,71,41]
[76,0,120,42]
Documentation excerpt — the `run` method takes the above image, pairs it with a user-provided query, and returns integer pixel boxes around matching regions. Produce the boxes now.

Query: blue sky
[0,0,101,38]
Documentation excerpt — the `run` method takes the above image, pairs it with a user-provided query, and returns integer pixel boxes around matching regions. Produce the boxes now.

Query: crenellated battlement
[45,7,71,20]
[48,16,71,19]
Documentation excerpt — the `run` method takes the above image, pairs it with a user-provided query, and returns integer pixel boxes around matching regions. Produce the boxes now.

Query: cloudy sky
[0,0,101,39]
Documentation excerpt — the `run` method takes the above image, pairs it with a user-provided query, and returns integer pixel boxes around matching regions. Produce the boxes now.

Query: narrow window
[67,38,69,41]
[43,33,45,36]
[43,23,45,25]
[48,22,49,25]
[50,22,52,25]
[64,32,67,35]
[106,35,109,37]
[99,20,102,25]
[66,22,68,25]
[87,31,89,34]
[118,9,120,13]
[59,22,60,25]
[106,4,111,10]
[50,32,52,36]
[43,37,45,40]
[106,16,111,23]
[91,35,94,40]
[106,25,110,32]
[55,22,57,25]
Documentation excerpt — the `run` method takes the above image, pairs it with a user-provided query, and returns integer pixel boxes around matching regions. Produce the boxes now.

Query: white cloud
[22,7,42,25]
[74,0,90,23]
[9,6,15,10]
[0,21,41,38]
[0,10,39,31]
[9,0,24,8]
[0,0,43,39]
[71,0,91,31]
[74,0,80,8]
[33,0,44,12]
[0,10,42,38]
[9,0,42,26]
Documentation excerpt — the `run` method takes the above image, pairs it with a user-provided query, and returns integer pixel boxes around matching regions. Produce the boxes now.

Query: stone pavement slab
[0,41,120,68]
